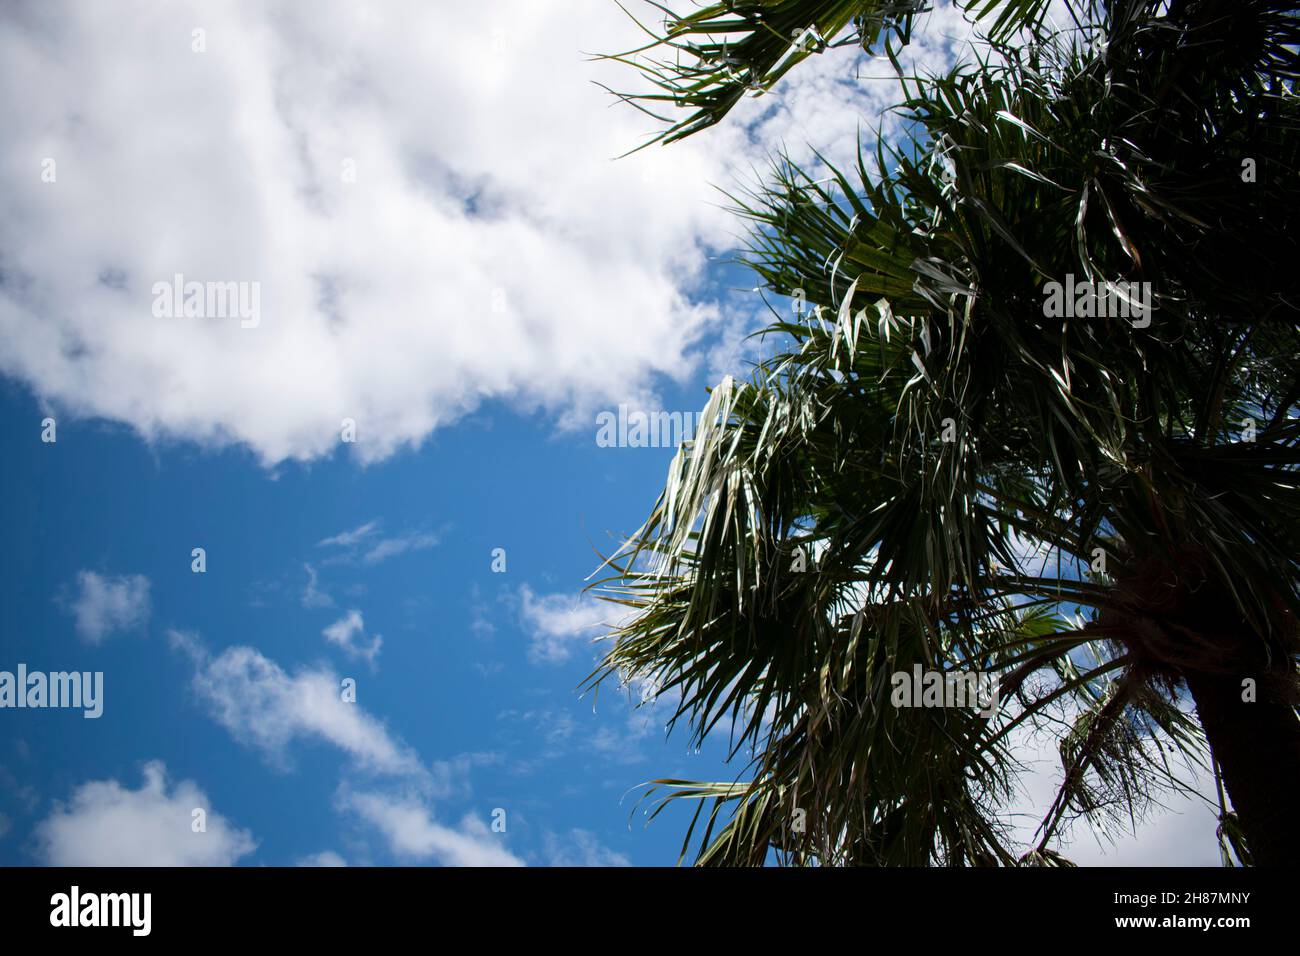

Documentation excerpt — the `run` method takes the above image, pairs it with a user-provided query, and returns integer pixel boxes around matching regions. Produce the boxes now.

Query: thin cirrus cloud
[360,532,439,565]
[65,570,151,644]
[317,521,380,550]
[317,520,438,565]
[32,760,257,866]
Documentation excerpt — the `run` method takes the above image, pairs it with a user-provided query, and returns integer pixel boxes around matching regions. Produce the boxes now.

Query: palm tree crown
[590,0,1300,865]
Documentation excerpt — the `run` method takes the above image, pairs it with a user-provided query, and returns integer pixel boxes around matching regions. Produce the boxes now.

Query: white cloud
[499,702,656,769]
[362,531,439,565]
[542,828,631,867]
[66,570,150,644]
[318,521,380,549]
[32,760,256,866]
[703,302,780,384]
[501,708,578,753]
[301,562,334,609]
[318,520,437,565]
[518,585,613,664]
[322,609,382,667]
[0,0,991,466]
[1062,796,1223,866]
[169,630,516,866]
[296,850,347,867]
[338,787,523,867]
[469,584,496,640]
[168,629,422,778]
[1004,710,1223,866]
[0,0,739,465]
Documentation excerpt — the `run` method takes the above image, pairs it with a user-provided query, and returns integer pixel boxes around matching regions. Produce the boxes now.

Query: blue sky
[0,0,1224,866]
[0,363,759,866]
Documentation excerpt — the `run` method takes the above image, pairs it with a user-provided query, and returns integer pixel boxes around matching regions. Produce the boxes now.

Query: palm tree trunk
[1183,667,1300,865]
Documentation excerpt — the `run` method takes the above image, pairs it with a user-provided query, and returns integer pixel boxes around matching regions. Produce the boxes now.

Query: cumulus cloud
[66,570,150,643]
[32,760,256,866]
[167,629,421,777]
[518,585,613,664]
[337,787,522,867]
[0,0,996,466]
[322,609,382,667]
[0,0,739,465]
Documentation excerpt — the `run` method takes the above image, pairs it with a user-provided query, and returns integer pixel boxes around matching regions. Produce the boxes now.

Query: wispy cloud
[65,570,150,644]
[469,584,496,640]
[542,828,631,867]
[318,521,380,549]
[168,630,511,866]
[301,563,334,609]
[322,609,382,668]
[318,520,439,565]
[167,629,421,779]
[518,585,613,665]
[0,764,39,814]
[362,531,439,565]
[336,786,522,867]
[498,703,656,769]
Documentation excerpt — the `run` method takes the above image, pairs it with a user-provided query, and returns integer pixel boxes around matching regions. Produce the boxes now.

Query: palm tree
[589,0,1300,865]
